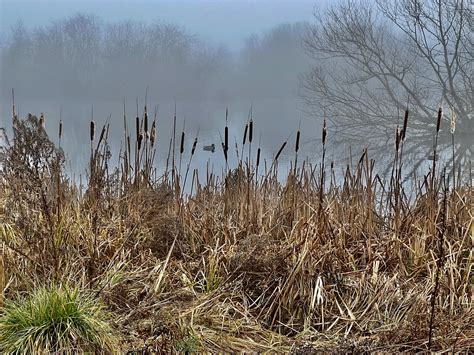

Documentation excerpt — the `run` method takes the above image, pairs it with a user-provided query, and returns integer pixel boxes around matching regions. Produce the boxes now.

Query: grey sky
[0,0,325,49]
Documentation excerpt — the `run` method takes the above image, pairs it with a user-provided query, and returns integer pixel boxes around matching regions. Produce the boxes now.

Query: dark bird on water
[203,144,215,153]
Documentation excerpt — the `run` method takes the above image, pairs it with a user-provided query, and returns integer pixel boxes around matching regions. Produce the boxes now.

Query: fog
[0,3,324,175]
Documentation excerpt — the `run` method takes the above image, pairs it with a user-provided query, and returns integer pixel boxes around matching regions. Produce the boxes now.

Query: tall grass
[0,106,472,353]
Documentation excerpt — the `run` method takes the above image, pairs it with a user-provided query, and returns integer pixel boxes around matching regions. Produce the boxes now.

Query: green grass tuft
[0,284,118,353]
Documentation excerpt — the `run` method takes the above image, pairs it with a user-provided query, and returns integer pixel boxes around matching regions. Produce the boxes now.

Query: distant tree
[303,0,473,172]
[240,23,310,100]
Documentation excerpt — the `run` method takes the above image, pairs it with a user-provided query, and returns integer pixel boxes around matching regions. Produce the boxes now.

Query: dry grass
[0,109,473,353]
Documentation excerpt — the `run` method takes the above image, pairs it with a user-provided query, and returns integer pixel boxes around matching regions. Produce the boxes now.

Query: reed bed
[0,106,472,353]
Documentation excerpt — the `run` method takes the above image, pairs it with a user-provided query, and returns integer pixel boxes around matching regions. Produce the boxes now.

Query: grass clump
[0,284,118,353]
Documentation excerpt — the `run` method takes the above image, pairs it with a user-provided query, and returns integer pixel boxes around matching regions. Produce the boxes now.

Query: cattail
[180,131,185,154]
[436,107,442,132]
[295,130,300,153]
[150,122,156,147]
[191,137,198,155]
[135,116,140,142]
[90,121,95,141]
[275,141,287,161]
[243,123,248,145]
[222,142,228,161]
[256,147,261,167]
[322,118,327,145]
[58,120,63,140]
[401,109,409,140]
[98,125,106,146]
[249,119,253,143]
[450,107,456,134]
[144,106,148,136]
[395,125,401,151]
[39,113,45,128]
[224,126,229,153]
[138,133,143,151]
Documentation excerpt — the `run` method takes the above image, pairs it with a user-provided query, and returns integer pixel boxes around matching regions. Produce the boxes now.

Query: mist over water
[0,11,322,177]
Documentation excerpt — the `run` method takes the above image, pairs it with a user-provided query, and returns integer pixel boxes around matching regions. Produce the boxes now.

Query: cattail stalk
[450,107,456,189]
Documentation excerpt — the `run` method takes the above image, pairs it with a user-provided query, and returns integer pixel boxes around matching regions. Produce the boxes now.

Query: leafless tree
[303,0,472,173]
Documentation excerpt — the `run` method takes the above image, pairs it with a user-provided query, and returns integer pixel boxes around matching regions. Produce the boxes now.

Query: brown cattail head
[135,116,140,142]
[256,147,261,167]
[224,126,229,152]
[249,120,253,143]
[401,109,409,141]
[322,118,327,145]
[295,130,301,153]
[222,142,228,161]
[243,123,248,145]
[150,122,156,147]
[275,141,287,161]
[98,125,106,146]
[90,121,95,141]
[395,125,401,151]
[180,131,185,154]
[436,107,442,132]
[144,106,148,135]
[138,133,143,151]
[39,113,45,128]
[59,120,63,139]
[191,137,198,155]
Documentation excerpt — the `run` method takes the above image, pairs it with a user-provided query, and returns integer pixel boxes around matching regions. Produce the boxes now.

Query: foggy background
[1,0,471,181]
[0,0,331,177]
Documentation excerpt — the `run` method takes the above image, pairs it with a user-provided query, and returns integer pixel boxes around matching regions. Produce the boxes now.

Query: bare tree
[303,0,472,172]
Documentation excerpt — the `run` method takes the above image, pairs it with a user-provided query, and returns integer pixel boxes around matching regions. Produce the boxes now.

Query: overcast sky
[0,0,326,49]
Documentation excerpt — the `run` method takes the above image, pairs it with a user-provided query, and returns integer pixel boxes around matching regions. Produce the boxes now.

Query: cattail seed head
[39,113,45,128]
[191,137,198,155]
[322,118,327,145]
[222,142,228,161]
[243,123,248,145]
[256,147,261,167]
[135,116,140,142]
[249,120,253,143]
[150,122,156,147]
[98,125,106,145]
[295,130,300,153]
[436,107,442,132]
[224,126,228,152]
[401,109,409,141]
[90,121,95,141]
[138,133,143,151]
[395,125,401,151]
[59,120,63,139]
[180,131,185,154]
[275,141,287,161]
[144,106,148,135]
